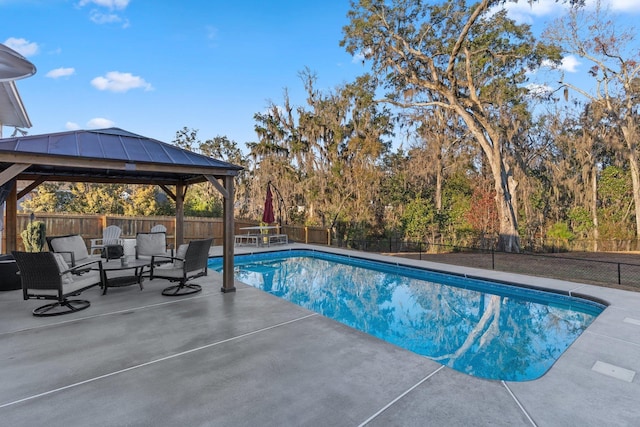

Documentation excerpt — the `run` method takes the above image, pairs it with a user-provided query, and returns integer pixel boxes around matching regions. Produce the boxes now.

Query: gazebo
[0,127,242,292]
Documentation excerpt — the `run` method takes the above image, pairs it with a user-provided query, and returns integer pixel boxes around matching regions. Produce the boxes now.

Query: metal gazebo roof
[0,127,242,185]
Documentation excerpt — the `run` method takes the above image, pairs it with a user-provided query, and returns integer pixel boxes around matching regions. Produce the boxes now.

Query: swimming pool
[208,249,605,381]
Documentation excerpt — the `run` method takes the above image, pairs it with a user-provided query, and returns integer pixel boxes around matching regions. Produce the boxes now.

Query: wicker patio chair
[46,234,100,267]
[148,238,212,296]
[12,251,105,317]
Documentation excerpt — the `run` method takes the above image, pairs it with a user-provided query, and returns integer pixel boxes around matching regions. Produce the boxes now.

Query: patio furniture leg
[161,283,202,296]
[32,299,91,317]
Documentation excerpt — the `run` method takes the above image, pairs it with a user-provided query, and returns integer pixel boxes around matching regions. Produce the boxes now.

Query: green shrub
[21,221,46,252]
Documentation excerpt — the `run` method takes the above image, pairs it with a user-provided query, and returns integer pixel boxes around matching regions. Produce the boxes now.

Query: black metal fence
[330,238,640,291]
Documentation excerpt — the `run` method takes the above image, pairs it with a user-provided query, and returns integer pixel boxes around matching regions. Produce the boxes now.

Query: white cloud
[526,83,554,98]
[78,0,129,10]
[66,122,81,130]
[500,0,565,23]
[351,48,372,64]
[87,117,115,128]
[90,11,121,24]
[587,0,640,13]
[89,11,129,27]
[91,71,153,92]
[46,67,75,78]
[3,37,39,57]
[501,0,640,23]
[79,0,130,27]
[541,55,581,73]
[560,55,580,73]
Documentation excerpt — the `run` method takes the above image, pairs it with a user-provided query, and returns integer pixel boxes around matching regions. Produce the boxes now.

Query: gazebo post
[175,182,184,247]
[205,175,236,293]
[221,175,236,293]
[4,183,17,252]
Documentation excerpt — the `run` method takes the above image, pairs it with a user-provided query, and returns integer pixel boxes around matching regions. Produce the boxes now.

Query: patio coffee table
[93,259,150,295]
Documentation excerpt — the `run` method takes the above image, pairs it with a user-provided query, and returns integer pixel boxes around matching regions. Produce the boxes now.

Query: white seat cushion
[136,233,167,257]
[50,235,90,264]
[32,270,101,296]
[154,264,203,278]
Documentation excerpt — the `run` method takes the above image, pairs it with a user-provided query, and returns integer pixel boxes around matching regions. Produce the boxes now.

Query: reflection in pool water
[210,250,604,381]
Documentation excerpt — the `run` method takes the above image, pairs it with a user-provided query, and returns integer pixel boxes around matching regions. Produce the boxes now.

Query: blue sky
[2,0,640,149]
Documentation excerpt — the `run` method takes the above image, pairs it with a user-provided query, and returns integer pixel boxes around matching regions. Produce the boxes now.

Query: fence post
[327,228,331,246]
[305,226,308,244]
[492,248,495,270]
[618,263,621,285]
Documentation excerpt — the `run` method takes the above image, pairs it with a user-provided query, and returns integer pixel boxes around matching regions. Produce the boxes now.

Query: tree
[341,0,562,251]
[465,185,499,237]
[172,128,250,218]
[250,70,393,233]
[19,183,69,213]
[598,165,635,239]
[401,196,436,241]
[67,183,127,214]
[123,185,174,216]
[545,1,640,237]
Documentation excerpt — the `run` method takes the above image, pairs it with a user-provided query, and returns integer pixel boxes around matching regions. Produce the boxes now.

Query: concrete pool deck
[0,243,638,426]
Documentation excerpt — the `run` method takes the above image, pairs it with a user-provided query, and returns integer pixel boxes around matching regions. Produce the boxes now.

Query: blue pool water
[208,250,605,381]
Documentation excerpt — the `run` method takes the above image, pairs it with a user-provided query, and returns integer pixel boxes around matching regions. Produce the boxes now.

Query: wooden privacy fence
[9,213,333,251]
[8,213,638,254]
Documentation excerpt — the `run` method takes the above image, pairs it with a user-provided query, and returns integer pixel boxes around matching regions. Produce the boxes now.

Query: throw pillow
[175,244,189,269]
[52,253,74,284]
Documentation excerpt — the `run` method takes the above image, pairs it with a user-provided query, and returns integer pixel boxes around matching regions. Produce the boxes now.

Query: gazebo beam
[17,176,45,199]
[0,163,30,187]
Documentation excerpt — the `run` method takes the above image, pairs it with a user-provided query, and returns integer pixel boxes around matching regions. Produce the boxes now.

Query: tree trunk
[494,176,520,252]
[459,106,520,252]
[435,154,443,212]
[591,164,599,251]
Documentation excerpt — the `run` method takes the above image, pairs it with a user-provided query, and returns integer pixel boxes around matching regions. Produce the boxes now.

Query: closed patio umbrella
[262,185,275,224]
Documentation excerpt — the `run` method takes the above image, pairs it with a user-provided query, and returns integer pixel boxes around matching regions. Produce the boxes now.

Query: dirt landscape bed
[386,251,640,292]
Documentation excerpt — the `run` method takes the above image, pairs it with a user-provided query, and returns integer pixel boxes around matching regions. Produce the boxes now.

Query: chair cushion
[64,270,101,293]
[174,244,188,269]
[154,264,203,279]
[136,233,167,257]
[52,253,74,284]
[50,235,89,264]
[154,265,185,278]
[31,270,101,297]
